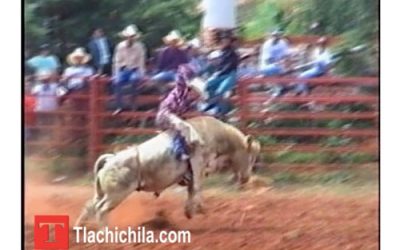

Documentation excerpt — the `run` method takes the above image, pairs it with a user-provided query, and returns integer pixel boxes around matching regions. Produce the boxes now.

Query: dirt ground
[24,176,378,250]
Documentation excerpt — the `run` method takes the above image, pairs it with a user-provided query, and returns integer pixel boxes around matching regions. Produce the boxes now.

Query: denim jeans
[294,66,324,94]
[151,70,176,83]
[259,64,284,76]
[172,132,190,160]
[113,68,143,109]
[203,71,237,115]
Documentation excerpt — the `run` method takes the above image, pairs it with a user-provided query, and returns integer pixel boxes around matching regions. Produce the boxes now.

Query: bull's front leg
[185,150,206,219]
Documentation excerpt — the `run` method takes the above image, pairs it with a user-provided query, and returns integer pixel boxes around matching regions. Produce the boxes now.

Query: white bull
[76,116,260,227]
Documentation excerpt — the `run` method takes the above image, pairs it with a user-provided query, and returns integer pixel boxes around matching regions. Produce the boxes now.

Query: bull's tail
[93,154,114,199]
[75,154,113,227]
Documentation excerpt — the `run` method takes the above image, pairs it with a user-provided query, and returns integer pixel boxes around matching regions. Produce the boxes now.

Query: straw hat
[120,24,142,38]
[66,47,91,65]
[163,30,185,46]
[188,77,208,100]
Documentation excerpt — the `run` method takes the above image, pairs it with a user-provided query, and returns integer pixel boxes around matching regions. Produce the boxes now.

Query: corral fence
[25,75,378,172]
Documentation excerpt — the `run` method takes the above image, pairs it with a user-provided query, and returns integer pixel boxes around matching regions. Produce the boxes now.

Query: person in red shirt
[24,81,36,140]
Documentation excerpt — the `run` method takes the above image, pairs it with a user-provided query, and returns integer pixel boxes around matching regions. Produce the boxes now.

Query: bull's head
[240,135,261,184]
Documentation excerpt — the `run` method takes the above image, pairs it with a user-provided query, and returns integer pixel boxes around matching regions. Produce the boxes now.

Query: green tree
[25,0,201,57]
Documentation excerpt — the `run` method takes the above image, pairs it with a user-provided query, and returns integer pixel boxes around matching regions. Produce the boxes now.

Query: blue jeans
[203,71,237,115]
[172,132,190,160]
[151,70,176,83]
[259,64,284,76]
[113,68,143,109]
[294,66,324,94]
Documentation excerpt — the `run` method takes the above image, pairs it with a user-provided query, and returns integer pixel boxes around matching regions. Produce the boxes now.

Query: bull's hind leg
[95,192,130,228]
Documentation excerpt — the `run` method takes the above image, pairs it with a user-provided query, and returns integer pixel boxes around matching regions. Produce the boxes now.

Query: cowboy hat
[67,47,91,65]
[188,77,208,100]
[270,29,284,36]
[163,30,185,46]
[120,24,141,38]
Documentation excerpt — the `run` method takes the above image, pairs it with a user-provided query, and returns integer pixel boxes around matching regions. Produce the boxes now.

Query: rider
[156,63,205,161]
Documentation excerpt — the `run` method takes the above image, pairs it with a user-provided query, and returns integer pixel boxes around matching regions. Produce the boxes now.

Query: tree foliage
[25,0,201,57]
[239,0,379,75]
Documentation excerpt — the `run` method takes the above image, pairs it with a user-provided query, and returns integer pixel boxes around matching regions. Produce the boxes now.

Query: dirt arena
[24,176,378,250]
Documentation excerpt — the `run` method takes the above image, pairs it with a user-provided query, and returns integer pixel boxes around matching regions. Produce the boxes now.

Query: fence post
[237,79,248,131]
[87,77,100,169]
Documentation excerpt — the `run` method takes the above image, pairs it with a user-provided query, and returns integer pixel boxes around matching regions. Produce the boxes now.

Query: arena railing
[25,75,379,171]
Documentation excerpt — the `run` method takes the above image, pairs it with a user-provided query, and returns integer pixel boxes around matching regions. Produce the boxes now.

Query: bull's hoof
[184,209,193,219]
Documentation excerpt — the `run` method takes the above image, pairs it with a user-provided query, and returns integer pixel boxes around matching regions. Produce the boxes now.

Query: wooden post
[237,79,248,131]
[87,77,100,169]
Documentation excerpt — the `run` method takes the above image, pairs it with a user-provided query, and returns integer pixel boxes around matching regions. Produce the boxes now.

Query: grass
[262,151,376,164]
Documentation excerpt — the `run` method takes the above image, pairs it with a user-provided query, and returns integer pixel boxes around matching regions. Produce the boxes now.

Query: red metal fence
[25,75,379,170]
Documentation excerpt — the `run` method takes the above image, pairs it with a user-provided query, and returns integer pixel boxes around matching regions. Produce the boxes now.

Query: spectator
[151,30,189,84]
[258,29,291,96]
[258,29,290,75]
[62,47,95,92]
[24,81,36,141]
[202,34,239,117]
[31,71,59,127]
[112,24,146,115]
[293,37,333,95]
[88,28,113,75]
[26,44,60,74]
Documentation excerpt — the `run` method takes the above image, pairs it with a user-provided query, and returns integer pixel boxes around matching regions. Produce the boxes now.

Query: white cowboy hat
[187,38,201,49]
[188,77,208,100]
[163,30,185,46]
[120,24,141,38]
[66,47,91,65]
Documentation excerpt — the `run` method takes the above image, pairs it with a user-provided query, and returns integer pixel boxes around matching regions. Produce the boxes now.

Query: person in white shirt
[112,25,147,115]
[32,71,59,112]
[62,48,95,91]
[258,29,291,76]
[293,37,333,95]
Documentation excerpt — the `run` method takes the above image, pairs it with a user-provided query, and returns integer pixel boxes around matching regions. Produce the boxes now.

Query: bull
[75,116,260,227]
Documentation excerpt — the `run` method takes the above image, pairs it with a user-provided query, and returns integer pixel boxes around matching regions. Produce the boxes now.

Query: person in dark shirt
[202,34,239,116]
[151,30,189,84]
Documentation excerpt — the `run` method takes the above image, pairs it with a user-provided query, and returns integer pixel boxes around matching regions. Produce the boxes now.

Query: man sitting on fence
[292,37,333,95]
[258,29,291,97]
[156,64,205,162]
[112,25,147,115]
[61,47,95,93]
[151,31,189,88]
[201,33,239,118]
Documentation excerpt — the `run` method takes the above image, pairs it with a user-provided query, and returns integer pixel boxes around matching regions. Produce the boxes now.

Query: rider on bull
[156,63,206,161]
